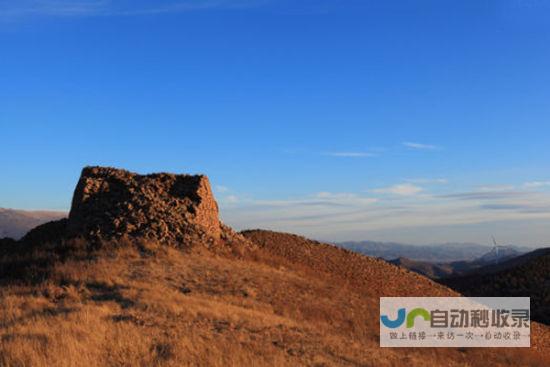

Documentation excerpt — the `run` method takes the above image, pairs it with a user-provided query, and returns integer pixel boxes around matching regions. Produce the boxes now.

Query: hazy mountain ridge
[387,246,525,279]
[339,240,531,262]
[442,248,550,325]
[0,208,66,240]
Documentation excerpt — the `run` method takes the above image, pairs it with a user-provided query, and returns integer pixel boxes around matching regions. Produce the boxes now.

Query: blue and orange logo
[381,308,431,329]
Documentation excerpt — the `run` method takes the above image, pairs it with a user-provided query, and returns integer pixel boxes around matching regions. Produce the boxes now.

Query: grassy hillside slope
[0,231,548,366]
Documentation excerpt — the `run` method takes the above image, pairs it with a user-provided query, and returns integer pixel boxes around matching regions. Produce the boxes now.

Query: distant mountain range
[441,248,550,325]
[0,208,66,240]
[338,240,531,262]
[388,246,525,279]
[342,239,550,325]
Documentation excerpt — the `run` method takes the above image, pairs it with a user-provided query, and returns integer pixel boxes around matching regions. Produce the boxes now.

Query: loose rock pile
[66,166,222,245]
[23,166,251,250]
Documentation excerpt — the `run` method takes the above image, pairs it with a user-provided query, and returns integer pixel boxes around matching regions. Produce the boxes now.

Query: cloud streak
[221,195,239,204]
[0,0,106,17]
[403,142,439,150]
[405,178,448,185]
[217,182,550,244]
[215,185,229,193]
[0,0,265,20]
[373,183,423,196]
[322,151,376,158]
[524,181,550,188]
[440,191,530,201]
[220,189,550,242]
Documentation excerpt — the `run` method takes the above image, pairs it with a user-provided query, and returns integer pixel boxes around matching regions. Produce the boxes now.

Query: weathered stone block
[66,166,221,243]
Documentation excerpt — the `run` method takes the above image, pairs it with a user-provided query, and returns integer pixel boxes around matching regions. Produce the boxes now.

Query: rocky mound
[66,166,221,244]
[23,166,249,249]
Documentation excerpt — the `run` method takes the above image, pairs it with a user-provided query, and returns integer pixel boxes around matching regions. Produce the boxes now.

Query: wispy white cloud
[246,192,378,209]
[115,0,267,16]
[220,194,239,204]
[477,185,516,192]
[219,191,380,233]
[0,0,265,20]
[314,192,378,205]
[403,142,439,150]
[441,188,550,215]
[524,181,550,188]
[215,185,229,193]
[405,178,448,185]
[440,190,528,201]
[322,151,376,158]
[0,0,106,17]
[372,183,423,196]
[219,186,550,243]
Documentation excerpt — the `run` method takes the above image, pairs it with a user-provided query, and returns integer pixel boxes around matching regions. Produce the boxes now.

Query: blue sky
[1,0,550,245]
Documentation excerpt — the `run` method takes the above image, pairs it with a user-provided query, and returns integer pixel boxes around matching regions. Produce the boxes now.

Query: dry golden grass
[0,232,548,366]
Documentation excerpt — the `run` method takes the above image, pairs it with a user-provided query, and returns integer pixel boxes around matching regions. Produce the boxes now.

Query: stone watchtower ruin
[66,166,222,243]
